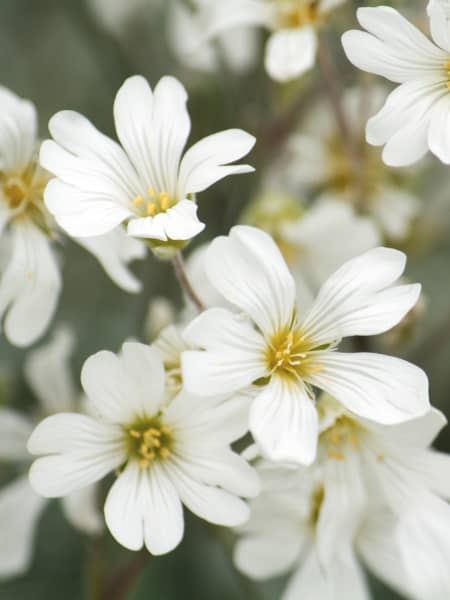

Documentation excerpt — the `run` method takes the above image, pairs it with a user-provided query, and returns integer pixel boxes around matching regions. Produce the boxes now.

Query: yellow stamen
[146,202,157,216]
[148,186,157,198]
[133,195,144,206]
[159,192,170,211]
[328,450,346,461]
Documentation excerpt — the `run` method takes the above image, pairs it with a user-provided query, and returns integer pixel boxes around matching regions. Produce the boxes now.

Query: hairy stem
[172,252,205,312]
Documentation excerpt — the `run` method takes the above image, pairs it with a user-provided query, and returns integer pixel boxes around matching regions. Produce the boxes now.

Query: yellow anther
[146,202,157,216]
[159,192,170,211]
[148,186,157,198]
[129,429,141,438]
[159,447,171,459]
[377,454,385,462]
[328,450,346,461]
[133,195,144,206]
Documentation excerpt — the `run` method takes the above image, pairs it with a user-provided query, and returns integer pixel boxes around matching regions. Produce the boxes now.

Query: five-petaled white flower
[28,342,259,555]
[182,225,430,465]
[342,1,450,166]
[198,0,346,82]
[234,397,450,600]
[0,86,146,347]
[40,75,255,250]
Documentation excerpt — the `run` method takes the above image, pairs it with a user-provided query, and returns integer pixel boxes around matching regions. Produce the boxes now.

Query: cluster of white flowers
[1,1,449,599]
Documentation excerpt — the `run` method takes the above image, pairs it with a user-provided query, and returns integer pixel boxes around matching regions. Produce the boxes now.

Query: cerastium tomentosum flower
[182,225,430,465]
[27,342,259,555]
[40,75,255,257]
[342,1,450,166]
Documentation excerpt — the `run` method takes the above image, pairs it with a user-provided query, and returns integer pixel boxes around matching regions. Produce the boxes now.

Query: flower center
[266,325,323,382]
[1,161,51,227]
[277,0,320,28]
[125,416,173,468]
[320,415,362,460]
[132,187,175,218]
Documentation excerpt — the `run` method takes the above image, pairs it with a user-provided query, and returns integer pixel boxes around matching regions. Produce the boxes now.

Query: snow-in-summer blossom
[0,86,146,347]
[28,342,259,555]
[0,328,102,578]
[199,0,346,82]
[40,75,255,253]
[265,87,422,242]
[182,225,429,465]
[234,397,450,599]
[342,2,450,166]
[168,0,259,76]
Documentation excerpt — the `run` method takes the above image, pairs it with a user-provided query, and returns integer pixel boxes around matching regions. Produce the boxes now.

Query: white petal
[200,0,273,39]
[204,226,296,336]
[0,408,33,460]
[234,532,302,580]
[114,75,190,196]
[301,247,419,344]
[265,27,317,83]
[178,129,255,196]
[44,176,133,237]
[182,308,266,396]
[249,377,318,465]
[428,0,450,52]
[0,476,46,578]
[81,343,166,423]
[428,95,450,164]
[169,463,250,526]
[24,326,77,415]
[61,483,103,534]
[0,87,37,172]
[74,227,146,293]
[46,109,140,198]
[104,461,184,554]
[0,222,61,347]
[176,448,260,498]
[126,199,205,241]
[28,413,124,496]
[382,109,434,167]
[309,352,430,425]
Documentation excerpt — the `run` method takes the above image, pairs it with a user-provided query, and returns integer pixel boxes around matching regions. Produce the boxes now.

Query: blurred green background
[0,1,449,598]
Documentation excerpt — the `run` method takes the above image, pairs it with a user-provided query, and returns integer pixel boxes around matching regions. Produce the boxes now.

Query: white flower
[0,328,102,578]
[342,2,450,166]
[28,342,259,555]
[199,0,346,82]
[0,86,146,346]
[242,193,382,293]
[40,75,255,248]
[234,402,450,599]
[168,0,259,76]
[182,225,429,465]
[265,87,421,242]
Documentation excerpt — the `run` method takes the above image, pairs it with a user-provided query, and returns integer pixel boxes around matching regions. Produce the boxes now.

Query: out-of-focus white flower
[342,2,450,166]
[28,342,259,555]
[85,0,158,36]
[145,297,176,342]
[41,75,255,253]
[182,226,429,465]
[266,87,421,242]
[0,87,146,347]
[199,0,346,82]
[241,192,381,294]
[168,0,259,75]
[234,399,450,599]
[0,328,102,578]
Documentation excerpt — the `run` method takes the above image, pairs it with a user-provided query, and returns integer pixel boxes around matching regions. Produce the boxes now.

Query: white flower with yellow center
[28,342,259,555]
[40,75,255,251]
[199,0,346,82]
[182,225,429,465]
[342,1,450,166]
[0,86,147,346]
[234,401,450,600]
[0,328,103,578]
